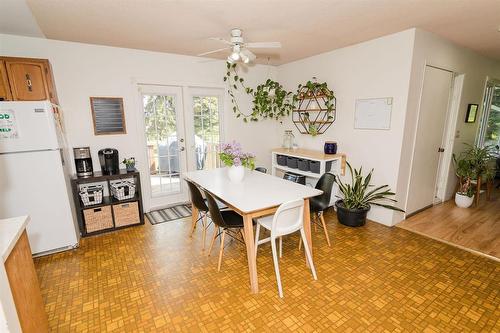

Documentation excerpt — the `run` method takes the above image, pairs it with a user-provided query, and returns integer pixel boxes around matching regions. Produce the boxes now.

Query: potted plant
[122,157,136,172]
[334,163,404,227]
[452,153,475,208]
[453,144,495,207]
[219,141,255,183]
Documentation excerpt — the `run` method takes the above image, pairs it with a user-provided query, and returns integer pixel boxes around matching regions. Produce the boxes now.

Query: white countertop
[0,216,29,262]
[184,168,322,213]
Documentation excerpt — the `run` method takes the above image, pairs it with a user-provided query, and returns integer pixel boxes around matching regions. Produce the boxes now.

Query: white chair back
[271,199,304,237]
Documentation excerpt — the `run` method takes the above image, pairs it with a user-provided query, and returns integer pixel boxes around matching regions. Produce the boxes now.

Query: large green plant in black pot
[334,163,404,227]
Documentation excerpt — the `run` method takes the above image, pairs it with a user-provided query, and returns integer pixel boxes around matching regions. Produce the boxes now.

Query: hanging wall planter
[292,79,336,136]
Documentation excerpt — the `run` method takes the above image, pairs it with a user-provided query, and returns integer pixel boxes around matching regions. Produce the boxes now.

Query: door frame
[404,64,463,216]
[133,79,226,212]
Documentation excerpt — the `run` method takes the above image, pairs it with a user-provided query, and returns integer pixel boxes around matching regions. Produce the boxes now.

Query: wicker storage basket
[113,201,140,227]
[83,206,113,233]
[110,180,136,200]
[79,184,103,206]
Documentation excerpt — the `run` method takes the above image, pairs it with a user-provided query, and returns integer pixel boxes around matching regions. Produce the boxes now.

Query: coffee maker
[98,148,119,175]
[73,147,93,177]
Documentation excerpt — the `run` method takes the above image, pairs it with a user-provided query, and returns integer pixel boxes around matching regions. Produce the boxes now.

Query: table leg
[303,198,313,267]
[243,214,259,293]
[190,204,199,237]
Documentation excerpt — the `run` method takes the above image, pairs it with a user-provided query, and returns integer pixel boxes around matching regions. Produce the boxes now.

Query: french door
[139,84,223,211]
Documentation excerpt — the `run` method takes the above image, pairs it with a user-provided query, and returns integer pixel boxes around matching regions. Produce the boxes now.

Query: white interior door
[407,66,453,214]
[185,87,223,171]
[139,85,188,210]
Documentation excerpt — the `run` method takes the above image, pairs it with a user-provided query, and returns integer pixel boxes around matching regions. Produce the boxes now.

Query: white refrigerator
[0,101,79,255]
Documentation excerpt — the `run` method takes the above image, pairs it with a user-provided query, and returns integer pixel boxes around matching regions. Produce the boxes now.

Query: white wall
[277,30,415,225]
[0,34,278,210]
[394,29,500,223]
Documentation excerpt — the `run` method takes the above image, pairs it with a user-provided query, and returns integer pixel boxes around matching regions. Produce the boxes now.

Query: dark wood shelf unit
[71,169,144,237]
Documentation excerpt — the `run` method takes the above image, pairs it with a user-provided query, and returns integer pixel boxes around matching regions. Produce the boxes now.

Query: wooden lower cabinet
[4,231,49,333]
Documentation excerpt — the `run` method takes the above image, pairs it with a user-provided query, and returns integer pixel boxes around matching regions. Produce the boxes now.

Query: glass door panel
[189,90,223,171]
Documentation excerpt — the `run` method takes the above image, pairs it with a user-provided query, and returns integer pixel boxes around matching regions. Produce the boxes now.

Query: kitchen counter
[0,216,29,262]
[0,216,48,333]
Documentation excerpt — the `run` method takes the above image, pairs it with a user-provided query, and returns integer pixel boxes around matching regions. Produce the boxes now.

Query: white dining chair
[254,199,317,298]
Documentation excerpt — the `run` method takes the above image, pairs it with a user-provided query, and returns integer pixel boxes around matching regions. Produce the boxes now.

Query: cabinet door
[0,60,12,101]
[5,60,50,101]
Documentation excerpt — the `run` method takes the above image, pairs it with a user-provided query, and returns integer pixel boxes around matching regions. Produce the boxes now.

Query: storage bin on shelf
[286,156,298,168]
[83,206,113,233]
[276,154,287,166]
[79,184,103,206]
[298,159,310,172]
[110,180,136,200]
[113,201,140,227]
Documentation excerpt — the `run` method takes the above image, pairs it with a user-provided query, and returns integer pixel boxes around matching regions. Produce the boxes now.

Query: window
[478,81,500,150]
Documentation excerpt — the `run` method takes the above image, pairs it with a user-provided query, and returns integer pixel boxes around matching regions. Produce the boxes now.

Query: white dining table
[183,167,322,293]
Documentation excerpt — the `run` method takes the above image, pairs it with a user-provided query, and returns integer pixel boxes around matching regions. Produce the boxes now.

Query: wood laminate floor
[34,210,499,332]
[397,190,500,259]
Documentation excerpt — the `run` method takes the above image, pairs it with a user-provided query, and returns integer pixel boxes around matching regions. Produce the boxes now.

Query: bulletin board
[354,97,393,130]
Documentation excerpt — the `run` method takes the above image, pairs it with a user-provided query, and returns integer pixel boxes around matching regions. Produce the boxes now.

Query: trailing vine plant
[223,62,295,123]
[224,64,336,136]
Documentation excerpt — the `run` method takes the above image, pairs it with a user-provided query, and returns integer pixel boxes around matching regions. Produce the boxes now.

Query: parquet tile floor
[34,210,500,332]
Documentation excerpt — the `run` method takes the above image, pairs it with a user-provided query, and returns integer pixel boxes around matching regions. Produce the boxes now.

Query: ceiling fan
[198,28,281,64]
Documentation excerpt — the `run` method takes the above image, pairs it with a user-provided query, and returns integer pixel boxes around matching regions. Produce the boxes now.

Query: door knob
[179,138,184,143]
[438,147,445,152]
[179,147,185,151]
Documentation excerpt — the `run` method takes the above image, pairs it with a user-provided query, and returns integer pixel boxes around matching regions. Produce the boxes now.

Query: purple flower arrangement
[219,141,255,169]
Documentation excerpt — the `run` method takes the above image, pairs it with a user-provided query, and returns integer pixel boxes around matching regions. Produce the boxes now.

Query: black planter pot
[335,200,370,227]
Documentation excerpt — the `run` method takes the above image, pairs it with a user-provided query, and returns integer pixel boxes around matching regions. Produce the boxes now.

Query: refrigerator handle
[59,148,65,166]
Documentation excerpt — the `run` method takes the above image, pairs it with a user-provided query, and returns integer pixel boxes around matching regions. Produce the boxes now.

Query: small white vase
[228,165,245,183]
[455,192,474,208]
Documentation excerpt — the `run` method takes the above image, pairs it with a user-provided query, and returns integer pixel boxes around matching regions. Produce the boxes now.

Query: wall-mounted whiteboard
[354,97,393,130]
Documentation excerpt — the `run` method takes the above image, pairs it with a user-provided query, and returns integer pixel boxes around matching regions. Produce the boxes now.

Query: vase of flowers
[219,141,255,183]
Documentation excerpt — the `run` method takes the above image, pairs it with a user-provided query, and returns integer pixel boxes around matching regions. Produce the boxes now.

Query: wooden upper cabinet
[0,60,12,101]
[0,57,59,104]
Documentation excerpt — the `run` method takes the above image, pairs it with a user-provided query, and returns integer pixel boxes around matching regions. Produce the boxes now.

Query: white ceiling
[2,0,500,64]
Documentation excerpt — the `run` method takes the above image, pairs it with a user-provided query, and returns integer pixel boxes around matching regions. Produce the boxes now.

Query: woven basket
[83,206,113,233]
[113,201,140,227]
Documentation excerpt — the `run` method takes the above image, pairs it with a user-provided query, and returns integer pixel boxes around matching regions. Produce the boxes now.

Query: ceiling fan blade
[197,47,231,57]
[208,37,233,45]
[245,42,282,49]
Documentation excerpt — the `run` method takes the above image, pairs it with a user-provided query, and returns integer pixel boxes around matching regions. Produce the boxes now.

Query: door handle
[438,147,445,152]
[179,138,184,143]
[179,147,185,152]
[25,74,33,92]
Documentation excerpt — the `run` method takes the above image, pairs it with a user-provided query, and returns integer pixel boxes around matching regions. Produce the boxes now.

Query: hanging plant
[223,62,295,123]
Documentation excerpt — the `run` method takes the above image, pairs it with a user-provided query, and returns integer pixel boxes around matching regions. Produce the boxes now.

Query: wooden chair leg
[190,212,199,237]
[208,226,219,257]
[319,213,331,247]
[217,230,226,272]
[201,214,207,251]
[298,235,302,251]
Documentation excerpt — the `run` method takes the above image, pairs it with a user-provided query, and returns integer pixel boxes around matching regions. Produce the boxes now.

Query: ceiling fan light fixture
[229,51,240,62]
[241,53,250,64]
